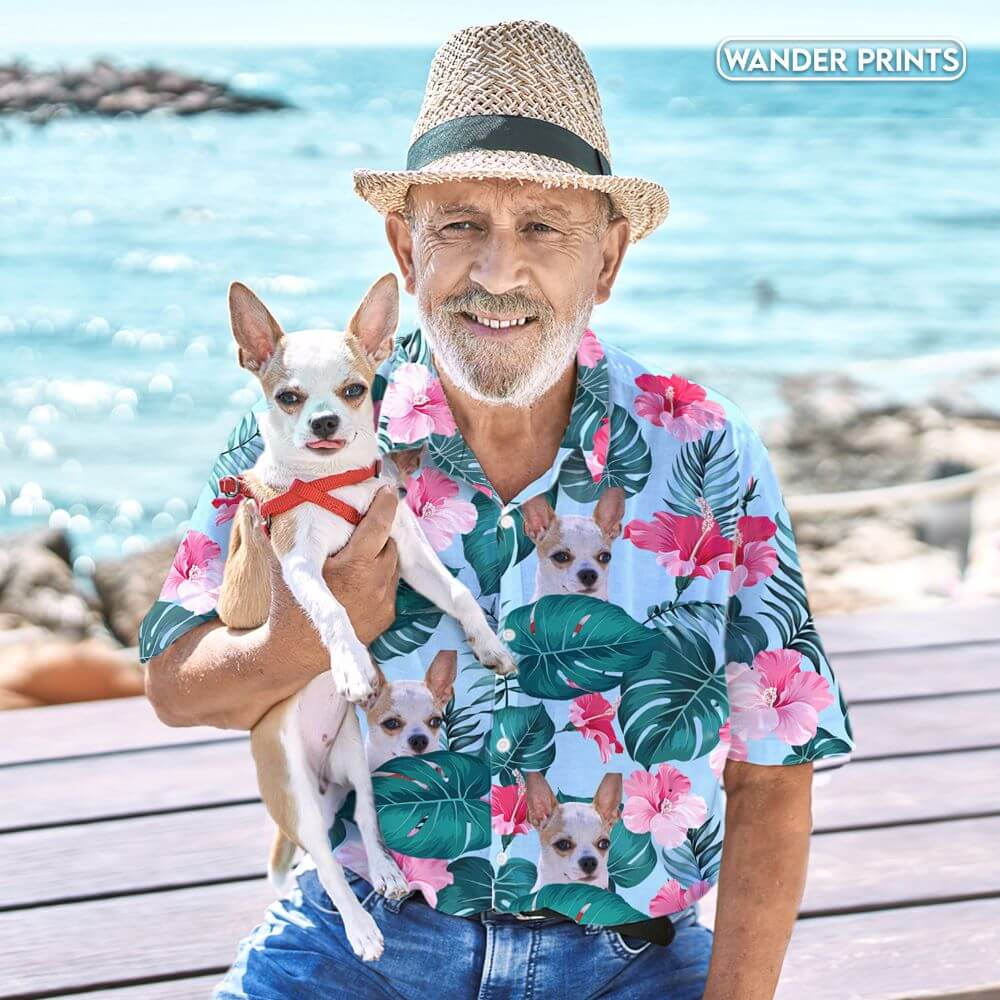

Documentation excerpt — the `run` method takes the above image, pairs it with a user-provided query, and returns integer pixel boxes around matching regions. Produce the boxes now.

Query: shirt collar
[375,326,611,479]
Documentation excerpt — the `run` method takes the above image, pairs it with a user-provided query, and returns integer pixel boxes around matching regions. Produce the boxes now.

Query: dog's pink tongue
[306,439,344,450]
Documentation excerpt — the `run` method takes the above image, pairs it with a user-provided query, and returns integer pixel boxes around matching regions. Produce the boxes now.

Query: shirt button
[499,515,515,529]
[501,628,516,642]
[496,851,508,866]
[496,736,512,752]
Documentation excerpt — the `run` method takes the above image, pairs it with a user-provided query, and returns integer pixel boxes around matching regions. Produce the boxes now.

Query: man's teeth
[471,314,531,329]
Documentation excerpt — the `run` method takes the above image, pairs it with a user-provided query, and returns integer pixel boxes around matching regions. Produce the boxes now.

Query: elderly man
[141,19,855,1000]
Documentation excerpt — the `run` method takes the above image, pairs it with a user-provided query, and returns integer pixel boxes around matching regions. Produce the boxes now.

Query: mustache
[439,291,552,322]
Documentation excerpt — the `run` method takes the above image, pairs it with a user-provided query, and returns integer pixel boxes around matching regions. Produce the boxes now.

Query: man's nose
[577,568,598,588]
[468,228,528,296]
[310,413,340,438]
[579,855,598,875]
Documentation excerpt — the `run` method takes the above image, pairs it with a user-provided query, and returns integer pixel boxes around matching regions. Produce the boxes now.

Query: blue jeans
[213,866,714,999]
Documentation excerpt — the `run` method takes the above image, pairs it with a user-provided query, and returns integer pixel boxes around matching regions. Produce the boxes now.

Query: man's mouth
[459,311,538,335]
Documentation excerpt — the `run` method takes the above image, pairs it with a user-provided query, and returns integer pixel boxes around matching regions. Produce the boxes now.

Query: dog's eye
[554,838,574,852]
[596,551,611,564]
[596,837,611,851]
[343,383,367,399]
[551,550,572,565]
[428,716,443,728]
[276,390,300,406]
[382,718,403,730]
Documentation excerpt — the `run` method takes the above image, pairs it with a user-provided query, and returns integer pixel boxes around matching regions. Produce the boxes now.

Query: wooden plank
[776,898,1000,999]
[813,749,1000,831]
[833,642,1000,702]
[816,600,1000,655]
[849,692,1000,759]
[0,803,271,909]
[0,741,259,833]
[0,881,273,998]
[58,977,223,1000]
[0,697,244,768]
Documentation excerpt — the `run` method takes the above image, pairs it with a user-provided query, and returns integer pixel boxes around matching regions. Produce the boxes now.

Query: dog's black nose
[310,413,341,438]
[579,855,598,875]
[577,568,598,588]
[408,733,429,753]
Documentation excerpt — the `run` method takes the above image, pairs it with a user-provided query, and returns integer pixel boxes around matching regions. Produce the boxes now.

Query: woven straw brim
[353,149,669,243]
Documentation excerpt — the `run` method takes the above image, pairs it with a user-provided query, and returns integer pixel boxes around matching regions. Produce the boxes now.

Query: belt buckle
[515,908,551,921]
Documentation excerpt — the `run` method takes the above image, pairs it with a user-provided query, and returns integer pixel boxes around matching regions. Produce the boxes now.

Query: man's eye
[529,222,557,233]
[343,383,367,399]
[552,551,572,564]
[444,221,477,232]
[276,390,299,406]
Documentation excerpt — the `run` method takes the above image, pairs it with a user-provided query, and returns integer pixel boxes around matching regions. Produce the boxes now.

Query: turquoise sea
[1,45,998,572]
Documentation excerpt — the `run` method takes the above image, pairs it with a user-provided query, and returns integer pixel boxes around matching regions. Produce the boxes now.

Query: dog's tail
[267,829,299,894]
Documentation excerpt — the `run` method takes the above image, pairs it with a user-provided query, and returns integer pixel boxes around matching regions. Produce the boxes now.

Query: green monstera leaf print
[723,595,769,664]
[782,726,854,764]
[489,703,556,784]
[462,489,542,596]
[661,815,724,888]
[372,750,490,858]
[562,357,609,452]
[608,817,658,889]
[502,595,660,700]
[618,628,728,766]
[559,403,652,502]
[508,882,650,925]
[138,601,219,663]
[369,568,459,661]
[494,857,539,911]
[435,856,493,916]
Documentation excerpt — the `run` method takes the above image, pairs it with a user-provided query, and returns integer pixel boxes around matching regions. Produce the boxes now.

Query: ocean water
[1,45,998,572]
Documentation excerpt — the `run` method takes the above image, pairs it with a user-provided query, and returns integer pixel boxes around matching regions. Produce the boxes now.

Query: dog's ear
[425,649,457,703]
[524,771,559,830]
[228,282,284,373]
[592,771,623,827]
[520,494,557,544]
[594,486,626,542]
[347,272,399,365]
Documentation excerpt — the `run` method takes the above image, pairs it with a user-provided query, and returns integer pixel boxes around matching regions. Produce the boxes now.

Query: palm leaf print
[562,357,609,451]
[138,601,218,663]
[647,599,727,645]
[560,404,652,501]
[783,726,854,764]
[489,703,556,784]
[442,655,493,754]
[759,509,831,678]
[618,631,728,765]
[508,883,649,925]
[608,820,658,888]
[372,749,490,858]
[660,815,723,887]
[436,856,493,915]
[502,595,660,699]
[210,409,263,489]
[664,429,740,537]
[369,569,459,661]
[427,432,493,493]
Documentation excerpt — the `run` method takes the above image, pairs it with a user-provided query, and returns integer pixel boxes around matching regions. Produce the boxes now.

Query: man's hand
[266,485,401,660]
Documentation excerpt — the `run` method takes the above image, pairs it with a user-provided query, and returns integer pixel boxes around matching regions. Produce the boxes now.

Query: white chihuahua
[214,274,516,962]
[520,768,623,891]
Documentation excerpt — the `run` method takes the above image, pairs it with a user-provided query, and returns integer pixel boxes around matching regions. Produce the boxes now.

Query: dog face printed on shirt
[521,768,623,891]
[362,649,457,771]
[521,486,626,601]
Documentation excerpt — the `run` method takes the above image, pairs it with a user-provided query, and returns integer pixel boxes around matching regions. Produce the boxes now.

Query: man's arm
[144,487,400,731]
[702,759,813,1000]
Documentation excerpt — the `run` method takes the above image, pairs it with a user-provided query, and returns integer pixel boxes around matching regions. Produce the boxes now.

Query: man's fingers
[343,486,399,560]
[374,536,400,581]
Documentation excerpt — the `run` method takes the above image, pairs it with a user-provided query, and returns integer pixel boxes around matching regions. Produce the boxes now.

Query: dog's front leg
[279,547,379,702]
[390,502,517,675]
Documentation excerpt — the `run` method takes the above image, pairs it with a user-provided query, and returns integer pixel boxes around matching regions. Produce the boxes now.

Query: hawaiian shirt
[139,325,855,930]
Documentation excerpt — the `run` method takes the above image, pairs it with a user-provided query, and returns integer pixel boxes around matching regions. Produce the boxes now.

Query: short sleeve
[137,403,265,664]
[722,419,856,771]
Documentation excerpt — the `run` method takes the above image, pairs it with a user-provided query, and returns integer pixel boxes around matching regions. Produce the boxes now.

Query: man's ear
[347,272,399,364]
[229,282,285,373]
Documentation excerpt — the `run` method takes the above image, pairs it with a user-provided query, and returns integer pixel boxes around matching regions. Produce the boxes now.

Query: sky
[2,0,998,48]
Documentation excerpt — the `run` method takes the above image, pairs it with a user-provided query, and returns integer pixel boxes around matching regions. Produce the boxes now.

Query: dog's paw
[344,907,385,962]
[369,853,410,900]
[469,630,519,676]
[330,646,380,703]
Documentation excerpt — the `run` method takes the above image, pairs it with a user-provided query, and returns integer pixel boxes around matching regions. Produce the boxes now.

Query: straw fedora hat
[352,19,669,243]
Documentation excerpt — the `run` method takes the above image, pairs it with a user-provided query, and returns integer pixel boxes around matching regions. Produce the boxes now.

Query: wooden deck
[2,602,999,999]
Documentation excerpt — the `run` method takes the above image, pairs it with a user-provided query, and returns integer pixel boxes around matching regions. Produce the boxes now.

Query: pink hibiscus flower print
[622,763,708,849]
[333,841,453,907]
[633,373,727,442]
[380,362,457,444]
[729,515,779,595]
[491,782,531,837]
[404,468,477,551]
[568,690,624,763]
[708,719,748,778]
[623,503,734,579]
[726,649,834,745]
[584,415,610,482]
[577,327,605,367]
[649,878,712,917]
[159,530,224,614]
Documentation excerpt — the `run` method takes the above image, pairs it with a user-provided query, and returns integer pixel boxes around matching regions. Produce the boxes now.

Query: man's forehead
[408,179,601,218]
